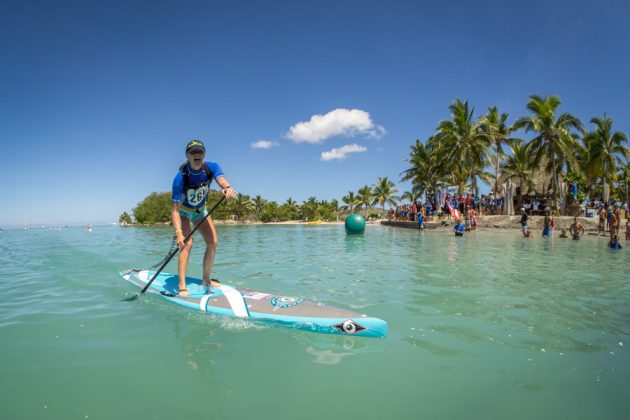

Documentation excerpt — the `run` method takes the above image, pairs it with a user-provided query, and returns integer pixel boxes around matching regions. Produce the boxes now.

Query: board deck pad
[121,269,387,338]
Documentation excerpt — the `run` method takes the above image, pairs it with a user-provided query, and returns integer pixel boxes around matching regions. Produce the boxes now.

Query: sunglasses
[188,149,205,155]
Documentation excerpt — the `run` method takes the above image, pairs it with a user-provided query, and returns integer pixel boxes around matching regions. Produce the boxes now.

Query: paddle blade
[122,293,140,302]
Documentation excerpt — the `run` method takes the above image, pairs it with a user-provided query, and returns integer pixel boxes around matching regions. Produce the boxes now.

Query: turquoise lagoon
[0,224,628,419]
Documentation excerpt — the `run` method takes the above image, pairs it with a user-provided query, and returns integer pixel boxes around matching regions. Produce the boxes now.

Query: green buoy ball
[345,214,366,234]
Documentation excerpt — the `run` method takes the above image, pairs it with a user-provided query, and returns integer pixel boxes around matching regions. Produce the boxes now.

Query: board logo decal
[270,296,304,309]
[243,291,272,300]
[333,319,367,335]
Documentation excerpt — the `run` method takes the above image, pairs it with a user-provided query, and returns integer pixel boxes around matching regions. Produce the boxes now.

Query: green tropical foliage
[133,192,172,224]
[400,189,421,204]
[252,195,267,220]
[501,140,535,210]
[582,114,628,203]
[119,211,132,224]
[372,176,399,210]
[434,99,491,195]
[401,95,628,213]
[357,185,373,215]
[614,162,630,203]
[480,106,520,194]
[514,95,584,208]
[230,194,255,220]
[400,138,446,204]
[341,191,359,214]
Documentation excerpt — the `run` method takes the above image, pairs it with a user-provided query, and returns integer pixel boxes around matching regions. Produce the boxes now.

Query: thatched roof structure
[499,159,553,194]
[498,158,568,214]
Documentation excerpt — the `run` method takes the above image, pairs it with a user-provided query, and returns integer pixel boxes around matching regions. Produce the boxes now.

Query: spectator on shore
[417,210,424,230]
[496,192,503,215]
[469,208,477,230]
[569,217,585,240]
[613,205,621,240]
[520,208,529,236]
[543,209,553,237]
[480,195,487,215]
[606,205,613,234]
[598,206,607,236]
[610,206,621,241]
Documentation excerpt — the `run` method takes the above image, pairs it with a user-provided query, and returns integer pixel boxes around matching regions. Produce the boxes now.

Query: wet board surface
[121,269,387,338]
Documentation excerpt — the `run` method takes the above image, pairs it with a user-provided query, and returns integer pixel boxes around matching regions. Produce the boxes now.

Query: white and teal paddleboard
[120,269,387,338]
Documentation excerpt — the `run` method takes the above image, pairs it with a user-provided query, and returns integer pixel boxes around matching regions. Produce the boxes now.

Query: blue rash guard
[172,161,225,220]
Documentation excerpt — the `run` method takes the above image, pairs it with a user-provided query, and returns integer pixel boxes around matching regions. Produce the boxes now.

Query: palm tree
[232,194,255,220]
[302,196,319,221]
[282,197,299,220]
[400,138,446,203]
[400,188,422,204]
[448,166,472,195]
[371,177,399,210]
[357,185,373,215]
[617,162,630,206]
[434,99,490,195]
[341,191,359,214]
[329,198,341,221]
[582,114,628,204]
[252,195,267,221]
[515,95,583,209]
[501,140,535,210]
[480,106,520,195]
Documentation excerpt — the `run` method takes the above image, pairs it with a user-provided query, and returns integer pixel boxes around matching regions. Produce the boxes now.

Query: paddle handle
[138,196,226,295]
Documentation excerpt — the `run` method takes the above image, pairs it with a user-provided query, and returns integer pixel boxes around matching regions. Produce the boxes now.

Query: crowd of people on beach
[519,204,626,248]
[388,194,628,250]
[389,192,506,223]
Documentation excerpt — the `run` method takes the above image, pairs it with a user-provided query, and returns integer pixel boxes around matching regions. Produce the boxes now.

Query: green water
[0,225,628,420]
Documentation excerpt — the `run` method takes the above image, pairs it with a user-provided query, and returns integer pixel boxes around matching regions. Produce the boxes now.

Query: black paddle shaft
[133,196,226,298]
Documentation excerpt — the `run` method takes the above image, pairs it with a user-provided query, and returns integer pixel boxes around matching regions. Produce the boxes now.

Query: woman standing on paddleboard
[171,140,237,297]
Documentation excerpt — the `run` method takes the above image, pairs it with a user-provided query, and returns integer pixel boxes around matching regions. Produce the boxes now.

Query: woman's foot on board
[203,278,221,293]
[178,288,190,297]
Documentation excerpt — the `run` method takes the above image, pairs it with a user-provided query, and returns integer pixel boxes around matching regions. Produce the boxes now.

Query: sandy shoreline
[124,214,622,237]
[381,214,622,236]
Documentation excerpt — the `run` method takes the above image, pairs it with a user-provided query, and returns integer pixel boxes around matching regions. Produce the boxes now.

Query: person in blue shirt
[417,210,424,230]
[454,219,465,236]
[425,201,432,216]
[608,235,623,249]
[171,140,237,297]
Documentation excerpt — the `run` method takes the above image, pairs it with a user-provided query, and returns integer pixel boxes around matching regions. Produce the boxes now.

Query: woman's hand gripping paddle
[123,196,225,301]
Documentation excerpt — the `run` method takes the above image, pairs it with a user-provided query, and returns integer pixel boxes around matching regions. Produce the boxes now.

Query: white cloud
[286,108,386,143]
[321,143,367,161]
[251,140,278,149]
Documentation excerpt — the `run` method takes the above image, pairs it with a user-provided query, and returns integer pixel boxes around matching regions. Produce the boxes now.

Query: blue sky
[1,0,629,226]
